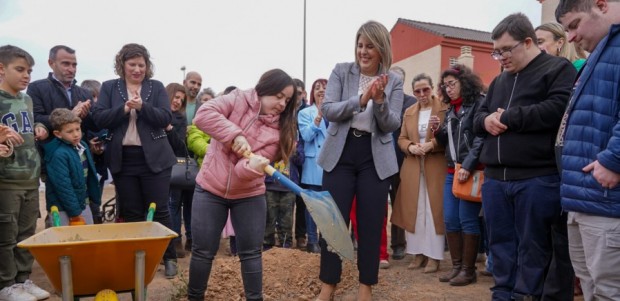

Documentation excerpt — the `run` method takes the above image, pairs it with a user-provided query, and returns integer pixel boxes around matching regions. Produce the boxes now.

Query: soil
[29,184,497,300]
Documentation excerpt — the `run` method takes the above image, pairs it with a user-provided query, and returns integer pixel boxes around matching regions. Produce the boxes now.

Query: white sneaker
[19,281,49,300]
[0,284,36,301]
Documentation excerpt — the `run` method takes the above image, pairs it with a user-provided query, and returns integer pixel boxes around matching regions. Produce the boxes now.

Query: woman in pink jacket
[187,69,298,301]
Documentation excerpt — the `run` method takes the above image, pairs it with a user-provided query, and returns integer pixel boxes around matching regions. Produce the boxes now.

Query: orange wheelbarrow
[18,204,177,301]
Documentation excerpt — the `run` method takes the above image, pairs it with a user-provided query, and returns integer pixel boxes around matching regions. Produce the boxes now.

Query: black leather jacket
[435,95,485,171]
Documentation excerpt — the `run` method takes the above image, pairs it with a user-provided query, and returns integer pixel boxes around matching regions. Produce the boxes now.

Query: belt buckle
[353,129,362,137]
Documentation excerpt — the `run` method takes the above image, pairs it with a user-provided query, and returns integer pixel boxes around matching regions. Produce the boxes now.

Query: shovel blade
[301,190,354,261]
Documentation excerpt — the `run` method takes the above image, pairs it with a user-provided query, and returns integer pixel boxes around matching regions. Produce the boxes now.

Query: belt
[349,128,371,137]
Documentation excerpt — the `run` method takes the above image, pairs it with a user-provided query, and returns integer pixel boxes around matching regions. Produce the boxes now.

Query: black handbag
[170,148,199,190]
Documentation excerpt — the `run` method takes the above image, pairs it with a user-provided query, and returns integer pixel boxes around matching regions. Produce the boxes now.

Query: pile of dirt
[181,248,357,301]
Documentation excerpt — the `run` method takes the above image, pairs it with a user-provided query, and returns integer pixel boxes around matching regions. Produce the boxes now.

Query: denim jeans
[303,184,321,244]
[188,187,266,300]
[169,188,194,243]
[482,175,562,300]
[443,173,482,234]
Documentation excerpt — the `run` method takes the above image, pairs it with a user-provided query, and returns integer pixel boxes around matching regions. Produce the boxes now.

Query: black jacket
[473,53,577,180]
[167,111,188,157]
[28,72,97,135]
[435,95,484,171]
[92,78,176,174]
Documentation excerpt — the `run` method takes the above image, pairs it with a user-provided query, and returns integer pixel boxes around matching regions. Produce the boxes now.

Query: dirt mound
[181,248,357,301]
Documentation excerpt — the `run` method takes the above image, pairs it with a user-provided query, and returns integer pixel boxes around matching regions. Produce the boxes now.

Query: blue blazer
[298,104,327,186]
[317,62,404,180]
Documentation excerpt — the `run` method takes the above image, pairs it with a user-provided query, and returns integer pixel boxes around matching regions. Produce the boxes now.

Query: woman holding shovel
[187,69,298,301]
[315,20,404,301]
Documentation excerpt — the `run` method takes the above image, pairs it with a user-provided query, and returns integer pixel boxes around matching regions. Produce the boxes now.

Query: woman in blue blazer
[298,78,328,253]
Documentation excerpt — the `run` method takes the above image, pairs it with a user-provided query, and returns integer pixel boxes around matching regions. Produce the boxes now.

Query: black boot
[439,232,462,282]
[450,234,479,286]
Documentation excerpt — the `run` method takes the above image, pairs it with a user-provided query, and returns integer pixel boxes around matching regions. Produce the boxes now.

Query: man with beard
[183,71,202,124]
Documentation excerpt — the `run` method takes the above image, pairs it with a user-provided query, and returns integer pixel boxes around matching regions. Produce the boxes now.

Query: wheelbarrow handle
[146,203,156,222]
[242,152,302,195]
[50,206,61,227]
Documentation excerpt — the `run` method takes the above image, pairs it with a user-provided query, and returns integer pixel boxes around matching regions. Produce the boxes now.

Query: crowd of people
[0,1,619,301]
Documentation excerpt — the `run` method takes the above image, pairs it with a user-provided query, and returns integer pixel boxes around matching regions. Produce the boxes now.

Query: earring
[557,47,561,55]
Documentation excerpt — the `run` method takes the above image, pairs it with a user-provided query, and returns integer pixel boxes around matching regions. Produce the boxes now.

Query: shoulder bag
[170,143,200,190]
[447,119,483,202]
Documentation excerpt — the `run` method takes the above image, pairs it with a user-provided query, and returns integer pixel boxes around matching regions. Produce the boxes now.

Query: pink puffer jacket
[193,89,280,199]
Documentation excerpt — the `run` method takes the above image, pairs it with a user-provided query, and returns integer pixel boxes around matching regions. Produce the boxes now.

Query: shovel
[245,152,354,261]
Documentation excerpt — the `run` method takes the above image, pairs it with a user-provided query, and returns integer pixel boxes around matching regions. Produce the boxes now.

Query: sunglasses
[413,87,431,95]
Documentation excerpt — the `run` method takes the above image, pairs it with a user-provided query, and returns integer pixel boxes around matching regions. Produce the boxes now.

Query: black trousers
[319,133,390,285]
[113,146,176,261]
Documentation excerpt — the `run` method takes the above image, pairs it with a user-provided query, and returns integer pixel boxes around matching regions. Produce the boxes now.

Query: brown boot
[407,254,428,270]
[439,232,462,282]
[175,239,186,258]
[423,258,440,273]
[450,234,479,286]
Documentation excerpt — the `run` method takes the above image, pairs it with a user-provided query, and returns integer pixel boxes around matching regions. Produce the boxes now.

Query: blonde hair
[535,22,586,62]
[355,21,392,73]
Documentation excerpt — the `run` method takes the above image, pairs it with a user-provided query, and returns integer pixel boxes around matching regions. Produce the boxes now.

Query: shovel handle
[242,151,302,195]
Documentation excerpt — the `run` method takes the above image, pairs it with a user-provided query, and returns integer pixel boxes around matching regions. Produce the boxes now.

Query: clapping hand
[360,74,388,107]
[126,90,143,111]
[0,125,24,146]
[72,99,91,119]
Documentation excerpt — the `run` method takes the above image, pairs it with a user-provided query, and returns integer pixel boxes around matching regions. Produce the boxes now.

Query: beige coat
[391,98,448,235]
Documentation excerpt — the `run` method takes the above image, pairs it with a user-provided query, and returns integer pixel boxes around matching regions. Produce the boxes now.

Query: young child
[187,69,298,301]
[263,160,296,250]
[0,44,51,301]
[44,108,101,226]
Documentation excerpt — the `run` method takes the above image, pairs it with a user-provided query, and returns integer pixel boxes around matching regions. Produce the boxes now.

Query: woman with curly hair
[92,43,178,278]
[433,64,485,286]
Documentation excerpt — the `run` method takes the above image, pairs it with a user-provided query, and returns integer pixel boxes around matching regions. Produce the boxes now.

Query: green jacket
[186,124,211,166]
[0,90,41,190]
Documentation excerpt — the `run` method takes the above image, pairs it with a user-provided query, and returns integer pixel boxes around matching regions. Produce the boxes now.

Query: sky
[0,0,542,94]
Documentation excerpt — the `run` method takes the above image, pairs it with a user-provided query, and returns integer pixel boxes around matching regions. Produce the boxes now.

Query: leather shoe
[391,246,406,260]
[307,243,321,253]
[164,260,178,279]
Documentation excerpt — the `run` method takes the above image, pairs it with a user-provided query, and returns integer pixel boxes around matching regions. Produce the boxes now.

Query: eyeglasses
[413,87,431,95]
[491,41,524,60]
[440,80,459,90]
